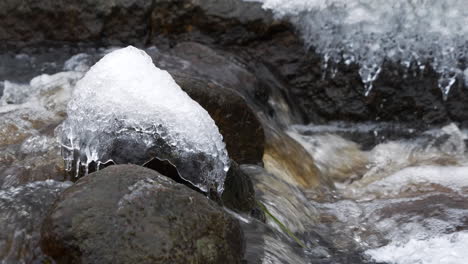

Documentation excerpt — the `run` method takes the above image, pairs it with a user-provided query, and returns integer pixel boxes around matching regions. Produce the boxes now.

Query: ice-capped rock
[57,46,230,193]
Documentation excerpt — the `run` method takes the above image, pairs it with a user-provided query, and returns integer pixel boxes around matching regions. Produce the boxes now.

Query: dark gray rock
[166,42,304,125]
[0,0,276,49]
[41,165,244,264]
[241,28,468,128]
[0,0,153,46]
[0,180,72,264]
[221,161,256,214]
[172,73,265,165]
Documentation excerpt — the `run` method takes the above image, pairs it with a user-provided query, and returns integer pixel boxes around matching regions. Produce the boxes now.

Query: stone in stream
[153,42,303,126]
[57,46,229,194]
[262,124,328,189]
[171,72,265,165]
[0,180,72,264]
[40,165,244,264]
[221,160,258,214]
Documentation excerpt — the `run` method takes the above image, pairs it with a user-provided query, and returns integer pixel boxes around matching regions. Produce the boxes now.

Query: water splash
[249,0,468,99]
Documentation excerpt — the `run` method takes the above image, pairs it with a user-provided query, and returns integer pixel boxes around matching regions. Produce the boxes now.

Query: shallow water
[248,122,468,264]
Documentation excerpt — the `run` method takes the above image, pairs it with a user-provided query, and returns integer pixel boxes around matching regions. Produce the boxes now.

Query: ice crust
[249,0,468,99]
[58,46,229,193]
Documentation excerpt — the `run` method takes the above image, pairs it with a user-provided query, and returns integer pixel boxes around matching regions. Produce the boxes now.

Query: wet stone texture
[172,73,265,165]
[41,165,244,264]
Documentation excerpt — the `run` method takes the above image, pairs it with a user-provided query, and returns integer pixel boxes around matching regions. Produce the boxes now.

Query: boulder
[172,73,264,165]
[165,42,303,125]
[41,165,244,264]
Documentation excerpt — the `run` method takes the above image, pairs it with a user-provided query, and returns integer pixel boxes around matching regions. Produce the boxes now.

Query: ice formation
[249,0,468,99]
[57,46,230,193]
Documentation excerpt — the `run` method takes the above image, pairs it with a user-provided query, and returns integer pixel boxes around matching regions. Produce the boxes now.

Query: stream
[2,0,468,263]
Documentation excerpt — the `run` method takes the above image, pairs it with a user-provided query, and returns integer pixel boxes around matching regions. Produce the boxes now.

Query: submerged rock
[0,70,83,188]
[58,46,229,193]
[262,125,325,189]
[41,165,244,264]
[0,180,72,264]
[288,132,369,183]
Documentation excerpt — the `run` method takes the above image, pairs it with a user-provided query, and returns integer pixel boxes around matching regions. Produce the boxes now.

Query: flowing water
[245,122,468,263]
[2,2,468,262]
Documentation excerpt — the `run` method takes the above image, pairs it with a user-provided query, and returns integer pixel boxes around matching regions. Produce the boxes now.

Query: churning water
[248,122,468,264]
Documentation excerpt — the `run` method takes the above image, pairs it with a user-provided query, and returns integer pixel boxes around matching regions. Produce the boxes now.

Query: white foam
[366,231,468,264]
[367,165,468,193]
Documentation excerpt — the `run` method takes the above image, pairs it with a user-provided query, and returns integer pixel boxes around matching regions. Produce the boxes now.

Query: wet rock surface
[172,73,264,165]
[0,0,275,48]
[41,165,244,264]
[262,124,325,189]
[241,30,468,128]
[0,180,72,264]
[221,161,257,214]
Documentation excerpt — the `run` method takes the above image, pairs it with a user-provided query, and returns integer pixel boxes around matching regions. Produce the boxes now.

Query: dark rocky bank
[2,0,468,128]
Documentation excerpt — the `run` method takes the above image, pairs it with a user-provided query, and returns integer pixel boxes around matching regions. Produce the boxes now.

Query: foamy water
[366,231,468,264]
[289,122,468,263]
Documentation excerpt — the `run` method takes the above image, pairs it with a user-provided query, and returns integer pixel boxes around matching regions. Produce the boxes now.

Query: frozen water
[249,0,468,98]
[366,231,468,264]
[58,46,229,193]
